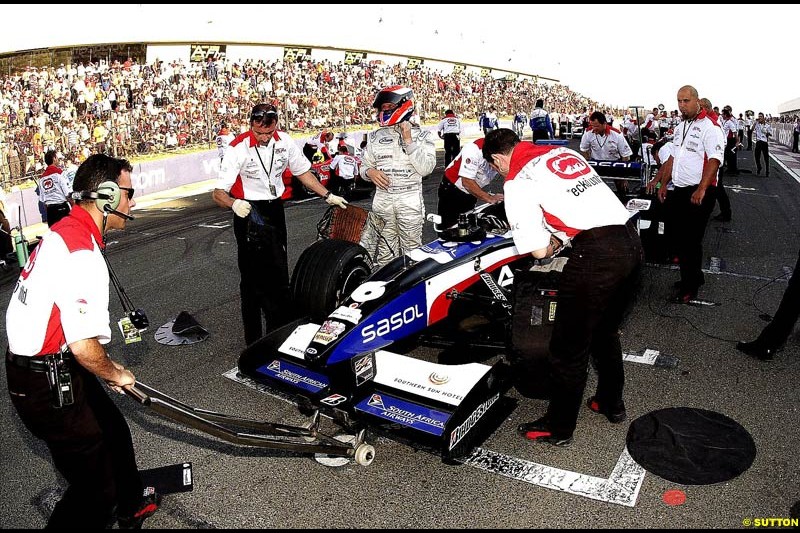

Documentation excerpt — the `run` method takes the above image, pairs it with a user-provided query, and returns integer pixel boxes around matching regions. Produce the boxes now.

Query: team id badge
[118,316,143,344]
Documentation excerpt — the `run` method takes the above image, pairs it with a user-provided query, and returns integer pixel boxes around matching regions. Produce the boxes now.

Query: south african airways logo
[546,153,592,180]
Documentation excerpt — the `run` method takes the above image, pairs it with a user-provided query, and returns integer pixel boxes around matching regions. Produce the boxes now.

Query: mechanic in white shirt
[437,109,462,167]
[579,111,633,199]
[436,138,501,228]
[328,144,360,197]
[482,128,642,447]
[652,85,725,303]
[212,104,347,344]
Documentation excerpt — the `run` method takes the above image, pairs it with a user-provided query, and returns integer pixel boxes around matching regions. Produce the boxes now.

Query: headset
[71,181,134,220]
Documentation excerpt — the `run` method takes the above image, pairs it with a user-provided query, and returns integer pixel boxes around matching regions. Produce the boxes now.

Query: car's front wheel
[291,239,372,322]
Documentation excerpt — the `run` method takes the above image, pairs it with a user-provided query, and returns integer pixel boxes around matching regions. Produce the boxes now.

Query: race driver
[360,86,436,266]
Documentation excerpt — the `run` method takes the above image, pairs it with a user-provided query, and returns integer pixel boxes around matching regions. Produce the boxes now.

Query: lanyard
[680,119,695,147]
[253,142,276,195]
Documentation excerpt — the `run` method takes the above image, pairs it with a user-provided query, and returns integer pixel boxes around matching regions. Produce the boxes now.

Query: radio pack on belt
[46,352,74,408]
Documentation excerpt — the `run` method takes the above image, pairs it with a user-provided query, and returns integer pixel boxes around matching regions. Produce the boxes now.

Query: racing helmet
[372,86,415,127]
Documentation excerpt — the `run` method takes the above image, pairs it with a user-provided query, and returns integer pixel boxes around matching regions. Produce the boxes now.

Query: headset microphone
[103,203,135,220]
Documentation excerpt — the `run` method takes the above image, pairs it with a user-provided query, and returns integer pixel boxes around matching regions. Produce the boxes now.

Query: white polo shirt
[579,126,633,161]
[217,130,311,200]
[669,113,725,187]
[443,139,498,193]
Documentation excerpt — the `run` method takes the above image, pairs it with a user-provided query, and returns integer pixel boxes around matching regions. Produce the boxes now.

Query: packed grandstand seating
[2,55,624,186]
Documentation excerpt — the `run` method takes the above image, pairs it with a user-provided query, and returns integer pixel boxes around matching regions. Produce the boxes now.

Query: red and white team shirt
[669,112,725,187]
[330,154,359,179]
[579,126,633,161]
[443,139,498,193]
[217,130,311,200]
[38,164,72,204]
[504,144,630,254]
[6,206,111,356]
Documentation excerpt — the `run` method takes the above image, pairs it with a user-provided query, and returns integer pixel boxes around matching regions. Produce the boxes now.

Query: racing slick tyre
[291,238,372,322]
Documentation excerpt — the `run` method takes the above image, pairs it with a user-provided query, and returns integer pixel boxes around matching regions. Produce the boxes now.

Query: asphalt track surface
[1,137,798,528]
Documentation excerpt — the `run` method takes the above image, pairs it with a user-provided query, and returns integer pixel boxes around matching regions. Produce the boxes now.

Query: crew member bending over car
[212,104,347,344]
[437,137,503,229]
[483,128,642,447]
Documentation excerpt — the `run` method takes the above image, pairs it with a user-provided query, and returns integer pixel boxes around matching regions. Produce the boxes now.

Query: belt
[575,220,636,241]
[6,351,52,372]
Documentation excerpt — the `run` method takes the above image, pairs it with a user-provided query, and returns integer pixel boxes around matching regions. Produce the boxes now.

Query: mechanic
[482,128,642,447]
[37,149,74,227]
[303,130,334,163]
[651,85,724,304]
[437,137,502,228]
[5,154,159,528]
[437,109,462,167]
[212,104,347,344]
[360,86,436,267]
[529,99,554,142]
[579,111,634,200]
[215,123,235,163]
[328,144,359,198]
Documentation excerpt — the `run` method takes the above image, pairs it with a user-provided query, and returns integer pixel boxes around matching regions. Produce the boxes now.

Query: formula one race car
[127,203,555,465]
[234,202,558,460]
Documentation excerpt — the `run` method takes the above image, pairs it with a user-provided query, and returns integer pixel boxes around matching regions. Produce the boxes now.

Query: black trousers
[6,358,143,528]
[757,248,800,349]
[666,185,717,293]
[545,222,642,438]
[747,128,753,150]
[233,200,292,344]
[793,131,799,153]
[46,202,71,227]
[531,129,549,142]
[715,172,731,218]
[437,180,477,229]
[754,141,769,175]
[442,133,460,168]
[723,137,738,174]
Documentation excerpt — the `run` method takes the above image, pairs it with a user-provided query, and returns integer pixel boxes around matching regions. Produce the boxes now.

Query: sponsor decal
[546,153,592,180]
[361,304,424,343]
[392,377,464,401]
[329,306,362,324]
[368,394,385,409]
[305,347,317,355]
[449,393,500,450]
[548,302,557,322]
[378,137,394,145]
[465,157,472,165]
[190,44,227,62]
[353,353,375,386]
[283,47,311,63]
[429,372,450,386]
[261,360,328,393]
[313,320,346,345]
[321,394,348,406]
[344,50,367,65]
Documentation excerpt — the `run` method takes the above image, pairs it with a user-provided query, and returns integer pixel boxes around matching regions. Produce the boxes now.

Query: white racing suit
[360,124,436,266]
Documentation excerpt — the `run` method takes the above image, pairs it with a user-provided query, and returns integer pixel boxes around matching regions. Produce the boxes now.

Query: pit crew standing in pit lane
[579,111,633,199]
[215,123,235,163]
[328,144,359,198]
[360,86,436,267]
[437,137,502,228]
[529,99,554,142]
[38,150,73,227]
[652,85,724,304]
[437,109,462,167]
[5,154,160,528]
[482,129,642,447]
[212,104,348,344]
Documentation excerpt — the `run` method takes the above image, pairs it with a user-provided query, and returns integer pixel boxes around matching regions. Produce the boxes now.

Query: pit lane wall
[4,122,487,229]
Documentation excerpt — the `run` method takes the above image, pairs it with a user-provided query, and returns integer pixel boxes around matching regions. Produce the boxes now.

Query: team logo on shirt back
[546,153,591,180]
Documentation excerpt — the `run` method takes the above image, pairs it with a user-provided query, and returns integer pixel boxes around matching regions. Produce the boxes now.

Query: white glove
[325,193,348,209]
[231,199,251,218]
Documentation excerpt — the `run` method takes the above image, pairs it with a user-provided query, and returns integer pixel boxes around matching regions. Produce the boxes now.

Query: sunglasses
[118,186,135,200]
[251,109,278,121]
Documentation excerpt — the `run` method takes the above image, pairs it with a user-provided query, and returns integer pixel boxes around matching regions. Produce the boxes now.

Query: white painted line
[460,446,646,507]
[199,223,230,229]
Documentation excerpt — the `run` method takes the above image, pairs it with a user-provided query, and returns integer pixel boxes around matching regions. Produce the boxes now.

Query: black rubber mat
[626,407,756,485]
